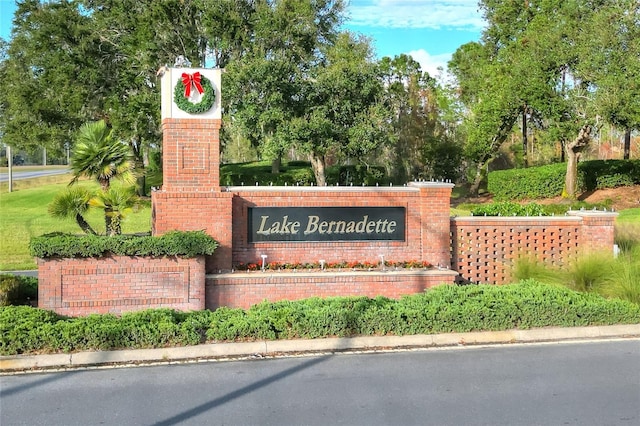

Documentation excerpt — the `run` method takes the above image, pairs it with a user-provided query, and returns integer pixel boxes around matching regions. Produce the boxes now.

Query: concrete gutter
[2,324,639,373]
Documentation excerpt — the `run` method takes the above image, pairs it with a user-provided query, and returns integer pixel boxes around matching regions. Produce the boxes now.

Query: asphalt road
[2,339,639,426]
[0,168,70,182]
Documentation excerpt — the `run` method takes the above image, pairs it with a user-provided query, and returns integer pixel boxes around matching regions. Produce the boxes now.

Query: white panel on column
[161,67,222,120]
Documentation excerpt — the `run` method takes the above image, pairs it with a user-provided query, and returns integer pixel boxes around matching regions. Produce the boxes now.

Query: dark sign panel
[248,207,406,242]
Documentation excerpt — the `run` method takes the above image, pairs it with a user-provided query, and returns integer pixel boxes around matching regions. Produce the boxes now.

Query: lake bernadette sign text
[248,207,406,242]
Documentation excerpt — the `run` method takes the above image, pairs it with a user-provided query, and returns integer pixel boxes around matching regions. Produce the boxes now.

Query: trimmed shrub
[2,281,639,355]
[220,161,315,186]
[488,163,567,200]
[471,201,547,217]
[579,159,640,190]
[488,160,640,200]
[29,230,217,259]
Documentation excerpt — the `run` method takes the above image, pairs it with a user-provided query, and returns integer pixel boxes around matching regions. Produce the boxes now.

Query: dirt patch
[576,186,640,210]
[454,185,640,211]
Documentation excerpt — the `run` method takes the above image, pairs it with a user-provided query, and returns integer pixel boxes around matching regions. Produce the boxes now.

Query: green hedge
[219,161,392,187]
[488,160,640,200]
[325,165,392,186]
[471,202,548,216]
[0,274,38,306]
[2,280,638,355]
[29,230,218,259]
[488,163,569,200]
[220,161,316,186]
[579,160,640,190]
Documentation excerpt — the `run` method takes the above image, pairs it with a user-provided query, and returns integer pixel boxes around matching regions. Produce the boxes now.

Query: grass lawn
[0,181,151,270]
[617,208,640,224]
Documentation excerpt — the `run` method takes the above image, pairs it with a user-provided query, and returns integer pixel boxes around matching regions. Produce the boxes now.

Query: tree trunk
[563,125,592,199]
[271,157,281,174]
[75,213,97,235]
[469,159,488,197]
[564,147,579,199]
[136,175,146,197]
[624,128,631,160]
[105,208,115,236]
[135,153,146,196]
[310,153,326,186]
[522,110,528,168]
[127,136,146,196]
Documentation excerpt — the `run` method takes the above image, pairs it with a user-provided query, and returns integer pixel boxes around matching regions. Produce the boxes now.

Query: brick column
[409,182,454,268]
[568,210,619,253]
[153,67,231,272]
[161,118,222,191]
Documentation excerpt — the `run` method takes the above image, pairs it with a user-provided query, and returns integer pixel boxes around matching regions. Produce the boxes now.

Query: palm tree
[70,120,135,191]
[48,187,97,235]
[89,186,139,236]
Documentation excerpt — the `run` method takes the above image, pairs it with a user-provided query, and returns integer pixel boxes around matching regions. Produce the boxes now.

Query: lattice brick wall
[451,217,583,284]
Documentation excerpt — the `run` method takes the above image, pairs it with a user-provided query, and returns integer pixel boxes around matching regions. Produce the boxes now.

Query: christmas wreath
[173,72,216,114]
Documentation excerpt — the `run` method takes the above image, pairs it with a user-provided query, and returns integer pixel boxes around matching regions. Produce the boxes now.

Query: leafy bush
[2,281,639,355]
[488,163,568,200]
[29,230,217,259]
[219,160,392,187]
[488,160,640,200]
[578,159,640,190]
[471,201,547,216]
[220,161,315,186]
[326,165,391,186]
[0,274,37,306]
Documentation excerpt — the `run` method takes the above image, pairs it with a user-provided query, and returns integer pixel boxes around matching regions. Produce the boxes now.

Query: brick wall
[451,210,618,284]
[152,191,234,272]
[37,255,205,316]
[153,183,454,273]
[206,269,458,310]
[227,183,453,270]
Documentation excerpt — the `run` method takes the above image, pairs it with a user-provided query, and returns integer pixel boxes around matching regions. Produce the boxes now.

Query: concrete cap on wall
[566,210,619,218]
[407,181,455,189]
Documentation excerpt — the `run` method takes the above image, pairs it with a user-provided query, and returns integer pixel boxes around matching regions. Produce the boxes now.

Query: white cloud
[406,48,451,79]
[347,0,484,30]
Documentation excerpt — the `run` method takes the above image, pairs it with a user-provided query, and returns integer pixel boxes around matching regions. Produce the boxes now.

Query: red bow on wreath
[181,72,204,97]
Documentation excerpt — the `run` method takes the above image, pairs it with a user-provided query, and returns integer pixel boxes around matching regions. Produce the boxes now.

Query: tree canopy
[449,0,640,197]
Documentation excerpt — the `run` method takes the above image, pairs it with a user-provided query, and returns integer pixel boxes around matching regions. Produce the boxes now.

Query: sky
[343,0,484,78]
[0,0,484,78]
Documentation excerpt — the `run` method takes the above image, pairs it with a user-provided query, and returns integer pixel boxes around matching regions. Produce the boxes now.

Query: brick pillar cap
[567,210,619,218]
[407,181,455,189]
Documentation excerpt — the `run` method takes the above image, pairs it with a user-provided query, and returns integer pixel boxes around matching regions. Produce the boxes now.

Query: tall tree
[450,0,622,198]
[286,32,393,185]
[224,0,345,175]
[1,0,208,194]
[582,0,640,160]
[0,0,99,157]
[379,54,434,182]
[79,0,206,195]
[379,54,463,183]
[449,41,520,195]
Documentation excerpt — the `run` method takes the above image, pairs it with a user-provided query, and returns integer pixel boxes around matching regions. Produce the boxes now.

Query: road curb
[2,324,639,373]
